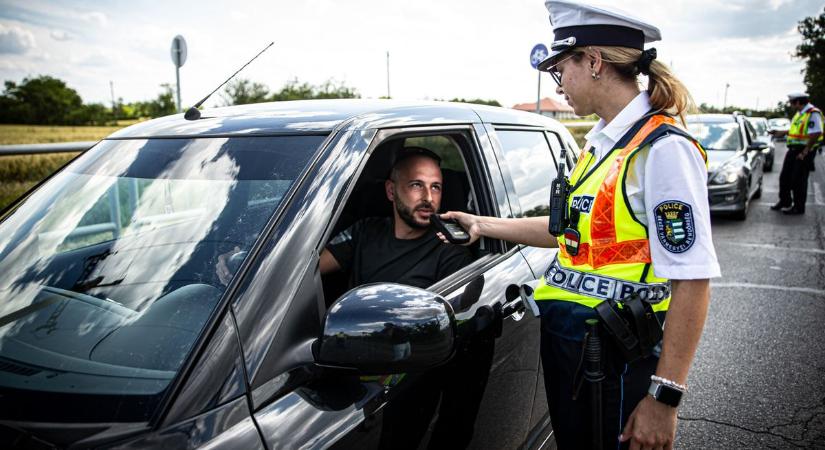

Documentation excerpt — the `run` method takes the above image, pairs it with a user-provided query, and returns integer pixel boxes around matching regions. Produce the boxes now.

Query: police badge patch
[654,201,696,253]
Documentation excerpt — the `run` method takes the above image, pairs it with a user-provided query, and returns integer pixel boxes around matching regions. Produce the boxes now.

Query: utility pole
[536,71,541,115]
[386,51,391,99]
[723,83,730,110]
[110,80,116,119]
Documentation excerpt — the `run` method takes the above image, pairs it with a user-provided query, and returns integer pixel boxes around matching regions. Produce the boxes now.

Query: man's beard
[395,199,433,230]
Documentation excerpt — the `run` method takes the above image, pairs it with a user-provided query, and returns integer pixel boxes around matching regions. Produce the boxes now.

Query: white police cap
[787,92,808,101]
[538,0,662,71]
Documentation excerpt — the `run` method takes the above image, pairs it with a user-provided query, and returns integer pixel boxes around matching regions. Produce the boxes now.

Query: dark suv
[0,100,577,449]
[687,113,766,220]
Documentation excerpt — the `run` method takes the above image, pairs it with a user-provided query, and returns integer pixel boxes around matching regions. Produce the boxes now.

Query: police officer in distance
[438,2,719,449]
[770,92,823,215]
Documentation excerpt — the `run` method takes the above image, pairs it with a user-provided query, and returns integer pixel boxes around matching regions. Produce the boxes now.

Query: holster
[593,294,663,364]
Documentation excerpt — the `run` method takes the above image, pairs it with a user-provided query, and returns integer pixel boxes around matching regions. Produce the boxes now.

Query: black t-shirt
[326,217,474,289]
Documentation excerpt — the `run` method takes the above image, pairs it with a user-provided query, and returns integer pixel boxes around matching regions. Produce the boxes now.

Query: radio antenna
[184,41,274,120]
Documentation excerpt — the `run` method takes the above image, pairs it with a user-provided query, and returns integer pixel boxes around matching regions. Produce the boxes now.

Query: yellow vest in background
[534,115,706,313]
[788,106,823,146]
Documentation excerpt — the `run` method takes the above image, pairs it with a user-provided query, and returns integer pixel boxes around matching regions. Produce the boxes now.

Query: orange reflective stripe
[590,116,675,245]
[560,238,651,268]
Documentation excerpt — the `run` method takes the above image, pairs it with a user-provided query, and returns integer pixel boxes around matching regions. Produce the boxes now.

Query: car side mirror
[748,142,768,152]
[317,283,456,374]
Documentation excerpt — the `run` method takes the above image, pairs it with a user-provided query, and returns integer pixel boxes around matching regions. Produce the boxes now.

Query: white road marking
[712,282,825,297]
[716,241,825,255]
[815,180,824,206]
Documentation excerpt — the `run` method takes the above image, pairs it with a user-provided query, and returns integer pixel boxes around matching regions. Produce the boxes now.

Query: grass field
[0,152,78,210]
[0,122,138,145]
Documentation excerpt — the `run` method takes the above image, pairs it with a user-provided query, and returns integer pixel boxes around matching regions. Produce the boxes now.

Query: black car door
[426,123,544,449]
[486,125,579,446]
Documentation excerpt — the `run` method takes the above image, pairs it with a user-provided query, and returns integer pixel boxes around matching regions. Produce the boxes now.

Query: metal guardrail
[0,141,97,156]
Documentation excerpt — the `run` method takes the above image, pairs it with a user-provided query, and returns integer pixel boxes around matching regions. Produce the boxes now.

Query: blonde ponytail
[592,46,696,125]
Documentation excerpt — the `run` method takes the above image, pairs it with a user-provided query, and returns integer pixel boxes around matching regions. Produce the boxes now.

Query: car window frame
[314,124,508,300]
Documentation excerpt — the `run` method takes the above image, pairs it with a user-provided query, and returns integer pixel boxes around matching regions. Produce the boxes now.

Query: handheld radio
[548,146,570,236]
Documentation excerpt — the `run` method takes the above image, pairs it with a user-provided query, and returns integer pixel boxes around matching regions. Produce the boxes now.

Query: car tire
[753,181,762,199]
[765,157,773,172]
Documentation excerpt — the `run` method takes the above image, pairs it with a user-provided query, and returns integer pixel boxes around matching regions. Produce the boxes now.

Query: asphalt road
[676,141,825,449]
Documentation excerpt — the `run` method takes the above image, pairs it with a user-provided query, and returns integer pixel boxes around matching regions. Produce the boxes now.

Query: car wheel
[765,156,773,172]
[753,181,762,199]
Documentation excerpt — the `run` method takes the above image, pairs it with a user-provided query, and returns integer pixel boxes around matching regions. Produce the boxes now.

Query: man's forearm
[654,279,711,385]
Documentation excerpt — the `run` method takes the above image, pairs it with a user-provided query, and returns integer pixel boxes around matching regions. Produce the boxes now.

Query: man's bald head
[386,148,444,230]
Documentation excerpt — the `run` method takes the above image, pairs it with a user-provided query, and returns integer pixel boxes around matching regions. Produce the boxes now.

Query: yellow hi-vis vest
[534,115,707,313]
[788,106,824,146]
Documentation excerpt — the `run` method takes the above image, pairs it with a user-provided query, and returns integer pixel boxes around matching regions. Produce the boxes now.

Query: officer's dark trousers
[540,312,658,450]
[778,145,812,212]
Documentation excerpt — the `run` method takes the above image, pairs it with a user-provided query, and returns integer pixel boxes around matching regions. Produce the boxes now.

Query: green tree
[795,7,825,107]
[221,78,271,105]
[132,84,177,118]
[445,98,502,107]
[0,75,84,125]
[270,78,359,101]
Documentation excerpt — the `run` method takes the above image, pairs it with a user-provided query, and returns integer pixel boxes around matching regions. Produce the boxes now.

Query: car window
[322,131,481,301]
[496,130,558,217]
[748,119,768,136]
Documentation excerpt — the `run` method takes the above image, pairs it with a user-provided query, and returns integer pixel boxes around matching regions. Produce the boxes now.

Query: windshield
[687,120,742,151]
[0,135,323,422]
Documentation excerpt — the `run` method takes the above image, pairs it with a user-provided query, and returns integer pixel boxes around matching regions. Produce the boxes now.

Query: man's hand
[619,395,678,450]
[796,150,809,161]
[216,246,241,286]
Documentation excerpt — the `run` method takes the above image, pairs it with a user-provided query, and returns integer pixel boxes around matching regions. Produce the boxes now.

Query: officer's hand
[436,211,481,246]
[619,396,677,450]
[796,151,808,161]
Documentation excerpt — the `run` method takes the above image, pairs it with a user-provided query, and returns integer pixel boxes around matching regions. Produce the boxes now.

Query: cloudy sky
[0,0,822,111]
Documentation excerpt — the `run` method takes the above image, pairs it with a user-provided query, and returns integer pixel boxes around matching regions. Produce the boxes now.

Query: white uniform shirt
[584,92,721,280]
[801,103,823,135]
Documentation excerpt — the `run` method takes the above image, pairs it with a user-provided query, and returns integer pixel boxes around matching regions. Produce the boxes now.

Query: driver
[319,147,473,287]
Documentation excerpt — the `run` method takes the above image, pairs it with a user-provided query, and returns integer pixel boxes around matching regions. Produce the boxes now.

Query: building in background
[512,97,578,120]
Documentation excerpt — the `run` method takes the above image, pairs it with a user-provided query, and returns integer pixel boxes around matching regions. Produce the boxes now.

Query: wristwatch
[648,377,685,407]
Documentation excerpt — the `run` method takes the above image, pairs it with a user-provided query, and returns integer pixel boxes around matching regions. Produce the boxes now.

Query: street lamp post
[723,83,730,110]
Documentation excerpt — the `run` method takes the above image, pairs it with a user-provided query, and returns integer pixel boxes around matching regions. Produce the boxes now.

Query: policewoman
[438,2,720,449]
[770,92,823,215]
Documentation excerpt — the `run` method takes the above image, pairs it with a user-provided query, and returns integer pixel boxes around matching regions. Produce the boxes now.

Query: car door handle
[502,284,527,320]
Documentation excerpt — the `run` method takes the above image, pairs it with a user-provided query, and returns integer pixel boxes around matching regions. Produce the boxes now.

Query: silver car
[688,114,766,220]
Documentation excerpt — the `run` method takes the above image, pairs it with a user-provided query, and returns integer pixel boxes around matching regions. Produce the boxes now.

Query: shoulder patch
[654,200,696,253]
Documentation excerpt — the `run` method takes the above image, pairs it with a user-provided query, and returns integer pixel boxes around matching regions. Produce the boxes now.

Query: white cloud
[79,11,108,27]
[0,23,36,54]
[50,30,71,41]
[0,0,819,110]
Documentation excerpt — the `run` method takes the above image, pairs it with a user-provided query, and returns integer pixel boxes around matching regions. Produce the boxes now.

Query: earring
[591,72,600,80]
